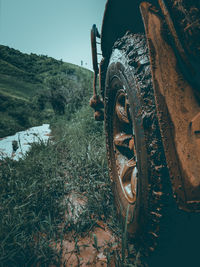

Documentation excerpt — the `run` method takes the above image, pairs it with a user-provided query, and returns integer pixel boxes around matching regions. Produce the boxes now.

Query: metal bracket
[90,24,104,121]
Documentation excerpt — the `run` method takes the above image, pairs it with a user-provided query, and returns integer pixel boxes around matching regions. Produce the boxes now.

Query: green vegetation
[0,45,93,137]
[0,46,135,266]
[0,105,120,266]
[0,140,65,266]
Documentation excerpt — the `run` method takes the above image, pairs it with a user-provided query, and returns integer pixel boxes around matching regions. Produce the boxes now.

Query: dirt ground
[54,226,116,267]
[51,192,120,267]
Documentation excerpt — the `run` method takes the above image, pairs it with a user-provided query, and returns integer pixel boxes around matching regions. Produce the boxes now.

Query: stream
[0,124,51,160]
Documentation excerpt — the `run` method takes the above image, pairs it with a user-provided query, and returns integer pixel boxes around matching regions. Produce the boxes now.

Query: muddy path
[52,192,120,267]
[55,225,116,266]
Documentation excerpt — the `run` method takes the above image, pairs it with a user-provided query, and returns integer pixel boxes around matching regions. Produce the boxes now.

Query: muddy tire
[104,33,173,262]
[104,32,200,266]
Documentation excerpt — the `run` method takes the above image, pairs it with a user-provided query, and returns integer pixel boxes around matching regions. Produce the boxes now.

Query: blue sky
[0,0,107,69]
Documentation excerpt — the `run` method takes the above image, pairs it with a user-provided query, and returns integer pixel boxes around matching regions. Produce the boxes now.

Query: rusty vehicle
[90,0,200,266]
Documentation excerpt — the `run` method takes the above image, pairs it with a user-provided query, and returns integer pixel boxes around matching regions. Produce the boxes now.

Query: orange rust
[158,0,193,73]
[140,2,200,211]
[94,110,104,121]
[112,91,138,205]
[89,95,104,110]
[129,139,134,151]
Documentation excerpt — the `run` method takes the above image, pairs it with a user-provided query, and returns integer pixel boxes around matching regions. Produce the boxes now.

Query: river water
[0,124,51,160]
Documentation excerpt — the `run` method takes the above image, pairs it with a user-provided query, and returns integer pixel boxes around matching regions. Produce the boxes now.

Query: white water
[0,124,51,160]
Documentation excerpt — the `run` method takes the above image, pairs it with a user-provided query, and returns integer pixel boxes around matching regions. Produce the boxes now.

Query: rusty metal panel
[140,2,200,211]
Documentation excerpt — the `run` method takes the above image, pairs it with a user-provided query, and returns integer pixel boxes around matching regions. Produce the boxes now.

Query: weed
[0,57,135,265]
[51,105,120,234]
[0,104,123,266]
[0,140,66,266]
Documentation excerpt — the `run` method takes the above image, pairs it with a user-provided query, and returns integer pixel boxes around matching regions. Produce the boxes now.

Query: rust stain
[141,2,200,211]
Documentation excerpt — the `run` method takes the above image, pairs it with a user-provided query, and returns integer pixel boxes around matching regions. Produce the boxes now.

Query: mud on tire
[104,31,200,267]
[104,32,174,263]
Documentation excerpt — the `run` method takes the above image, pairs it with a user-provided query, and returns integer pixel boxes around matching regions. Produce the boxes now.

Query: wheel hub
[113,90,138,203]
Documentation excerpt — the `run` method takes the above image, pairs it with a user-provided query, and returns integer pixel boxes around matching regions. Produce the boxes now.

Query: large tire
[104,32,200,266]
[104,33,173,264]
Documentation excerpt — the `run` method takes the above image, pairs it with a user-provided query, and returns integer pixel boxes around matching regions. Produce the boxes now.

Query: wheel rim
[113,90,138,203]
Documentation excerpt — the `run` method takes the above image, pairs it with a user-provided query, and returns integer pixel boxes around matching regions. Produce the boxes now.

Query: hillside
[0,45,93,137]
[0,46,123,266]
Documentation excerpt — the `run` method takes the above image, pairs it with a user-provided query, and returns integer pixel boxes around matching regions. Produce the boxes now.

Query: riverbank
[0,124,51,160]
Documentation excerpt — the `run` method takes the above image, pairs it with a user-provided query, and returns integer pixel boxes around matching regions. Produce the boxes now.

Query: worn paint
[141,2,200,211]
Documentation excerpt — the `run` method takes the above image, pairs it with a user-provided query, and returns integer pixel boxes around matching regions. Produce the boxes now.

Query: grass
[0,89,29,101]
[0,140,66,266]
[0,74,43,99]
[51,106,117,231]
[0,100,137,266]
[0,103,133,266]
[0,45,135,265]
[0,45,93,138]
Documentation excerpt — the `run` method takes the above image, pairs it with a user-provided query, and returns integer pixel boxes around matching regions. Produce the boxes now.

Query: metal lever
[90,24,104,121]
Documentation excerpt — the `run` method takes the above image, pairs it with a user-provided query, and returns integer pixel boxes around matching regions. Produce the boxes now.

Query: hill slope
[0,45,93,137]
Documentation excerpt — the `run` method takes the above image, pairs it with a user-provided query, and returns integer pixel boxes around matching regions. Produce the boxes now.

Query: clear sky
[0,0,107,70]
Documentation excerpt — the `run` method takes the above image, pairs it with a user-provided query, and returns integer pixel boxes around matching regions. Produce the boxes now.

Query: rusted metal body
[91,0,200,212]
[140,1,200,211]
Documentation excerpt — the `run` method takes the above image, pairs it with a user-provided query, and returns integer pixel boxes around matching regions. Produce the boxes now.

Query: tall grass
[51,105,119,233]
[0,141,66,266]
[0,82,139,266]
[0,104,123,266]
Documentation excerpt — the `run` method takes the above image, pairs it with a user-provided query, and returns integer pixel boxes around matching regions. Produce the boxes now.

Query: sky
[0,0,107,70]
